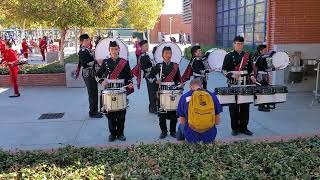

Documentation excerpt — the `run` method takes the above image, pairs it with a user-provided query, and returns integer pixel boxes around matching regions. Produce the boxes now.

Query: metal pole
[169,17,173,37]
[75,27,78,54]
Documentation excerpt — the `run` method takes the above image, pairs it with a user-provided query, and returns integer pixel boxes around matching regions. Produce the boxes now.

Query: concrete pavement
[1,46,320,150]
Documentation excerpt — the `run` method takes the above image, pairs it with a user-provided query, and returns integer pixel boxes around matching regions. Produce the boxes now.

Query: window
[223,11,229,25]
[238,0,245,7]
[216,0,267,47]
[224,0,229,11]
[217,0,223,12]
[245,5,254,23]
[230,0,236,9]
[217,13,223,26]
[255,3,265,22]
[229,10,236,25]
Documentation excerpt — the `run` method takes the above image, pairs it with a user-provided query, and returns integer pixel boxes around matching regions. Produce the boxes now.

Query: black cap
[139,40,148,47]
[257,45,267,52]
[109,41,119,47]
[79,34,90,41]
[162,46,172,55]
[191,45,201,58]
[233,35,244,43]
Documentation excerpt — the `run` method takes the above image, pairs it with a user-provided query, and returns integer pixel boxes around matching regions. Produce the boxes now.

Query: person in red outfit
[21,38,29,59]
[39,36,47,61]
[0,37,5,57]
[0,41,20,97]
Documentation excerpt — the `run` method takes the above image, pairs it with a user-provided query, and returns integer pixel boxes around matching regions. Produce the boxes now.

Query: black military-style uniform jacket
[78,47,95,77]
[95,57,133,86]
[222,50,253,85]
[139,53,156,78]
[78,47,94,68]
[252,52,270,85]
[148,61,181,86]
[253,53,268,72]
[191,57,206,76]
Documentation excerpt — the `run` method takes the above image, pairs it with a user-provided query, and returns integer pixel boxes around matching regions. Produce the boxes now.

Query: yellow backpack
[188,90,215,133]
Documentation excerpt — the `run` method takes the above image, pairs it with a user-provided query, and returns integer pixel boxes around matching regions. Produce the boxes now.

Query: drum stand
[311,59,320,106]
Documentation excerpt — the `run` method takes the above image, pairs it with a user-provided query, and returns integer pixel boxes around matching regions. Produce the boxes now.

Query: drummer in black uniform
[222,36,256,136]
[139,40,158,114]
[190,45,210,89]
[78,34,103,118]
[95,41,134,142]
[149,46,182,139]
[253,45,275,112]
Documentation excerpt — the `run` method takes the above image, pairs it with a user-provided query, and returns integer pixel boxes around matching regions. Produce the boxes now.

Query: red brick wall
[191,0,216,45]
[267,0,320,48]
[150,14,191,43]
[0,73,66,87]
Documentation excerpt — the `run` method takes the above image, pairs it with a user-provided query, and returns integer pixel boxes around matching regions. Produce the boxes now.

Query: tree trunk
[59,28,67,65]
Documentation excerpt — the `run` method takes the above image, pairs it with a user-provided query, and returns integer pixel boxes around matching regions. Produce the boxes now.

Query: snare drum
[101,89,127,113]
[236,86,255,104]
[160,82,176,90]
[271,85,288,103]
[254,86,275,105]
[106,79,125,89]
[215,87,236,105]
[159,89,182,112]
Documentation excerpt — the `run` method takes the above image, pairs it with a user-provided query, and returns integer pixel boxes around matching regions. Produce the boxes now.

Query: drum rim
[272,51,290,69]
[207,48,228,71]
[102,89,127,93]
[95,38,129,60]
[154,42,182,64]
[159,90,183,93]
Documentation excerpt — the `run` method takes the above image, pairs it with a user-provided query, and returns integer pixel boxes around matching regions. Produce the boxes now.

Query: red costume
[0,40,5,56]
[39,38,47,61]
[22,41,29,58]
[1,49,20,95]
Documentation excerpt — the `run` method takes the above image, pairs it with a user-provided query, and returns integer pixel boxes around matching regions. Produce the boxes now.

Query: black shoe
[170,132,177,138]
[149,109,158,114]
[231,130,239,136]
[159,133,167,139]
[258,106,270,112]
[89,112,103,118]
[242,130,253,136]
[118,135,126,141]
[108,135,116,142]
[9,93,20,98]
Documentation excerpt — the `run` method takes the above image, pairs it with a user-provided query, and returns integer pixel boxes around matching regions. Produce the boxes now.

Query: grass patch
[0,137,319,179]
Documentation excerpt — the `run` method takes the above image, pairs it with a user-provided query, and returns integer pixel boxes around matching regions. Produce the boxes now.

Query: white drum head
[207,48,228,72]
[272,52,290,70]
[95,38,129,60]
[154,42,182,64]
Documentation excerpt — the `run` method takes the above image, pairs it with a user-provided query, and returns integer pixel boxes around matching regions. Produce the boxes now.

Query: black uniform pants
[229,103,250,132]
[83,75,98,115]
[158,111,177,134]
[146,79,158,112]
[106,110,126,137]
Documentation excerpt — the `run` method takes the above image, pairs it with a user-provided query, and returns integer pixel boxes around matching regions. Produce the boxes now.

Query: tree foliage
[125,0,164,31]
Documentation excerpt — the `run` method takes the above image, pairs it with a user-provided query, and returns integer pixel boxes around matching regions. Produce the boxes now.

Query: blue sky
[161,0,183,14]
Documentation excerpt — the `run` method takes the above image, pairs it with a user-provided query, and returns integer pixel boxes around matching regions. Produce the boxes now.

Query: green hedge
[0,53,79,75]
[1,137,320,179]
[184,45,255,60]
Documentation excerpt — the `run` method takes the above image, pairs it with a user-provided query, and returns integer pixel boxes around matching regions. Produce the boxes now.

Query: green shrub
[0,137,320,179]
[0,53,78,75]
[184,45,255,60]
[64,53,79,64]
